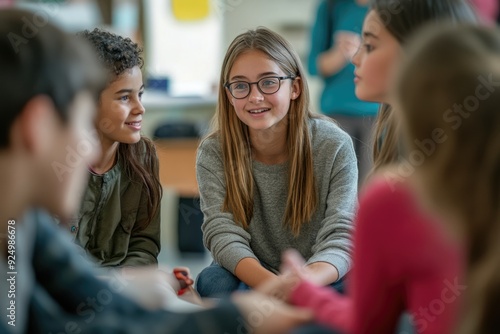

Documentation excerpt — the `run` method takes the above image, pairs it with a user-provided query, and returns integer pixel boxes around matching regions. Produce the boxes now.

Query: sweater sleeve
[345,178,404,333]
[305,139,358,279]
[197,139,257,274]
[292,178,402,333]
[292,178,462,334]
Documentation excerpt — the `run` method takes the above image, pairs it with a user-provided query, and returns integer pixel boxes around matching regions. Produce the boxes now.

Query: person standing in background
[309,0,379,185]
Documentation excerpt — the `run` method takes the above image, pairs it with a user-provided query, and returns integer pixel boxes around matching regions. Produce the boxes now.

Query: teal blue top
[309,0,379,116]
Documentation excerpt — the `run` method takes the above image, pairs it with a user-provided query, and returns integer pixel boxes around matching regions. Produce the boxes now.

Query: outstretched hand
[280,249,308,278]
[256,249,309,302]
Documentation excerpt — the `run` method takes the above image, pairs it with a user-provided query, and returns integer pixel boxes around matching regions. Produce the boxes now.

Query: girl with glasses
[195,27,358,297]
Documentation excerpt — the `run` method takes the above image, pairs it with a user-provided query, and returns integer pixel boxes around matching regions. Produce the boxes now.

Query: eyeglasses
[224,75,296,99]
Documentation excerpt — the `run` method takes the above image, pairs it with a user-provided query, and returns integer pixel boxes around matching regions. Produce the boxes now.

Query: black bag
[177,196,205,253]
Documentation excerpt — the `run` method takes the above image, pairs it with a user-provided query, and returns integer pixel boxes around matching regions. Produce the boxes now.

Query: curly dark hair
[77,28,143,78]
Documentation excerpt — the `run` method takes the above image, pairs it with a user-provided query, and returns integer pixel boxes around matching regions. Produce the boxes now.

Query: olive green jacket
[68,154,161,267]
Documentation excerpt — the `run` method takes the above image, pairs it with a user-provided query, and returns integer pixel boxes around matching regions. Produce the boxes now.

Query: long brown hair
[396,24,500,334]
[371,104,399,172]
[368,0,477,174]
[118,137,162,229]
[204,27,322,236]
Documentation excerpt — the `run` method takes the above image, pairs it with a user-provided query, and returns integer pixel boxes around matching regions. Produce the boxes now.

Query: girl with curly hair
[71,29,162,268]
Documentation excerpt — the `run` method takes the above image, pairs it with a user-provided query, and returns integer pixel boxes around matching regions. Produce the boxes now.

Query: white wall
[144,0,222,97]
[222,0,317,55]
[143,0,323,111]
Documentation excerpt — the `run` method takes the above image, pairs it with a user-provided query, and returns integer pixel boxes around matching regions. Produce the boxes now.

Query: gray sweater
[196,118,358,279]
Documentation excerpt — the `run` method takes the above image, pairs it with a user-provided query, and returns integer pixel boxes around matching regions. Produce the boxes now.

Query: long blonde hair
[204,27,320,236]
[396,24,500,334]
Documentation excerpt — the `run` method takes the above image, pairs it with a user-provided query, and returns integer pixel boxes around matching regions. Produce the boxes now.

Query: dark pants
[196,262,345,298]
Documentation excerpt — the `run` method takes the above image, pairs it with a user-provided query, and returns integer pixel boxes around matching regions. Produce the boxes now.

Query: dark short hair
[78,28,143,80]
[0,8,105,148]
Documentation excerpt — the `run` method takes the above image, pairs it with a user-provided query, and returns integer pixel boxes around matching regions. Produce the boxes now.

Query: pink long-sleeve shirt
[291,178,465,334]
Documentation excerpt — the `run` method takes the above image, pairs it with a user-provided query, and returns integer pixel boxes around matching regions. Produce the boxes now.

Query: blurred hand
[281,249,339,286]
[118,266,178,310]
[257,249,308,301]
[99,266,206,311]
[255,274,300,302]
[232,291,313,334]
[318,31,361,76]
[334,31,361,61]
[280,249,307,277]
